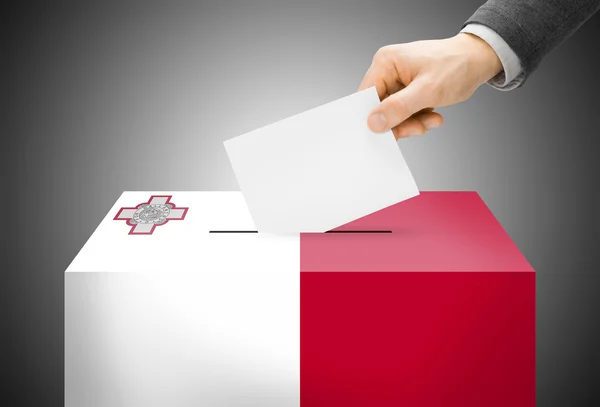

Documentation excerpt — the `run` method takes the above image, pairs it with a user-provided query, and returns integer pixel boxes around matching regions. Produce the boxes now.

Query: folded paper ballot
[224,87,419,233]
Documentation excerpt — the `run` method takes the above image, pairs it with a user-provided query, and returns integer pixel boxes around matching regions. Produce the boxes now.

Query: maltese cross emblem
[114,195,188,235]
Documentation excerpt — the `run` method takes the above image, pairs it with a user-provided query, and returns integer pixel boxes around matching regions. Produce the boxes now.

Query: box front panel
[300,271,535,407]
[66,271,299,407]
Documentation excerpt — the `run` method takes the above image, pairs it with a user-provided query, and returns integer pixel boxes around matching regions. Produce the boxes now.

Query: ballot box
[66,191,534,407]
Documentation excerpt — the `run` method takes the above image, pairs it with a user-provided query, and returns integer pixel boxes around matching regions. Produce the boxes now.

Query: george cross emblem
[114,195,188,235]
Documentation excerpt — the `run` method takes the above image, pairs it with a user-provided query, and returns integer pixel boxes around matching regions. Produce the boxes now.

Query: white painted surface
[65,191,300,407]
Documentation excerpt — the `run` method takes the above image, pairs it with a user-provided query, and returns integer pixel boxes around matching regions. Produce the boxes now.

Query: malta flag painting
[65,191,535,407]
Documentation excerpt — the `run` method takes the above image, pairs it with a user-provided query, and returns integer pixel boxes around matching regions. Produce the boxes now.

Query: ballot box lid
[66,191,299,273]
[300,191,534,272]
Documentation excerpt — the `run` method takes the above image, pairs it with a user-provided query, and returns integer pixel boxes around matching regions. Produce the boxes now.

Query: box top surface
[67,191,532,273]
[300,191,533,272]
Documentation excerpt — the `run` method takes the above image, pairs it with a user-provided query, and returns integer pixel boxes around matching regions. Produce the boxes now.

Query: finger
[359,53,404,99]
[367,80,430,133]
[358,63,375,91]
[416,107,435,114]
[359,64,396,100]
[392,111,444,140]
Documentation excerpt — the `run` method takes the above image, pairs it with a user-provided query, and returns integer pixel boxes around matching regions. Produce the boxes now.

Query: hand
[359,33,502,139]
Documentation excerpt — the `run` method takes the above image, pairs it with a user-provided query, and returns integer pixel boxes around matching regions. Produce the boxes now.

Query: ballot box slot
[208,230,391,233]
[209,230,258,233]
[325,230,392,233]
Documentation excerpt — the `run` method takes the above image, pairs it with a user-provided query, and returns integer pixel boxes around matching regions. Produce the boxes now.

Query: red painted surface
[300,272,535,407]
[301,192,533,272]
[300,192,535,406]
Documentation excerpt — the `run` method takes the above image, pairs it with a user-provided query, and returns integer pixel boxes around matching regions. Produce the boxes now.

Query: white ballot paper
[224,86,419,233]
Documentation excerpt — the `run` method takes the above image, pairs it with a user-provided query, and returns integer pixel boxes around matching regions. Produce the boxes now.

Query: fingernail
[368,113,387,132]
[423,119,440,130]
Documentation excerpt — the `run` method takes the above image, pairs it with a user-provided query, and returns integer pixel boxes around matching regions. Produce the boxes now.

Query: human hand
[359,33,502,139]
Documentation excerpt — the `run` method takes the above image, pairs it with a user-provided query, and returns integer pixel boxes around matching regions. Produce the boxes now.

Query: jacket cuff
[461,23,524,91]
[462,4,537,88]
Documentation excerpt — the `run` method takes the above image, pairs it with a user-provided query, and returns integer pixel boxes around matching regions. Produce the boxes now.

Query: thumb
[367,80,431,133]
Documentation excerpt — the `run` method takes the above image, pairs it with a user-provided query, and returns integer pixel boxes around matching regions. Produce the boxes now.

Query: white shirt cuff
[461,23,524,91]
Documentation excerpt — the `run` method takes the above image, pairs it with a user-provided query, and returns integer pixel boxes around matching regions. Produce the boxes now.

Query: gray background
[3,0,599,405]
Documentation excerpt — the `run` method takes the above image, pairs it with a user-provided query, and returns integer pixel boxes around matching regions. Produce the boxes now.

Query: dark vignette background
[3,0,599,406]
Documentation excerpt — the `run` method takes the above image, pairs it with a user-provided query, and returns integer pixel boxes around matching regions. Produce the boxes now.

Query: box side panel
[66,271,300,407]
[300,271,535,407]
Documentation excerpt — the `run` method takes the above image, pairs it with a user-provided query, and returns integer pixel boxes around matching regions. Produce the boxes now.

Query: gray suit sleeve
[463,0,600,86]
